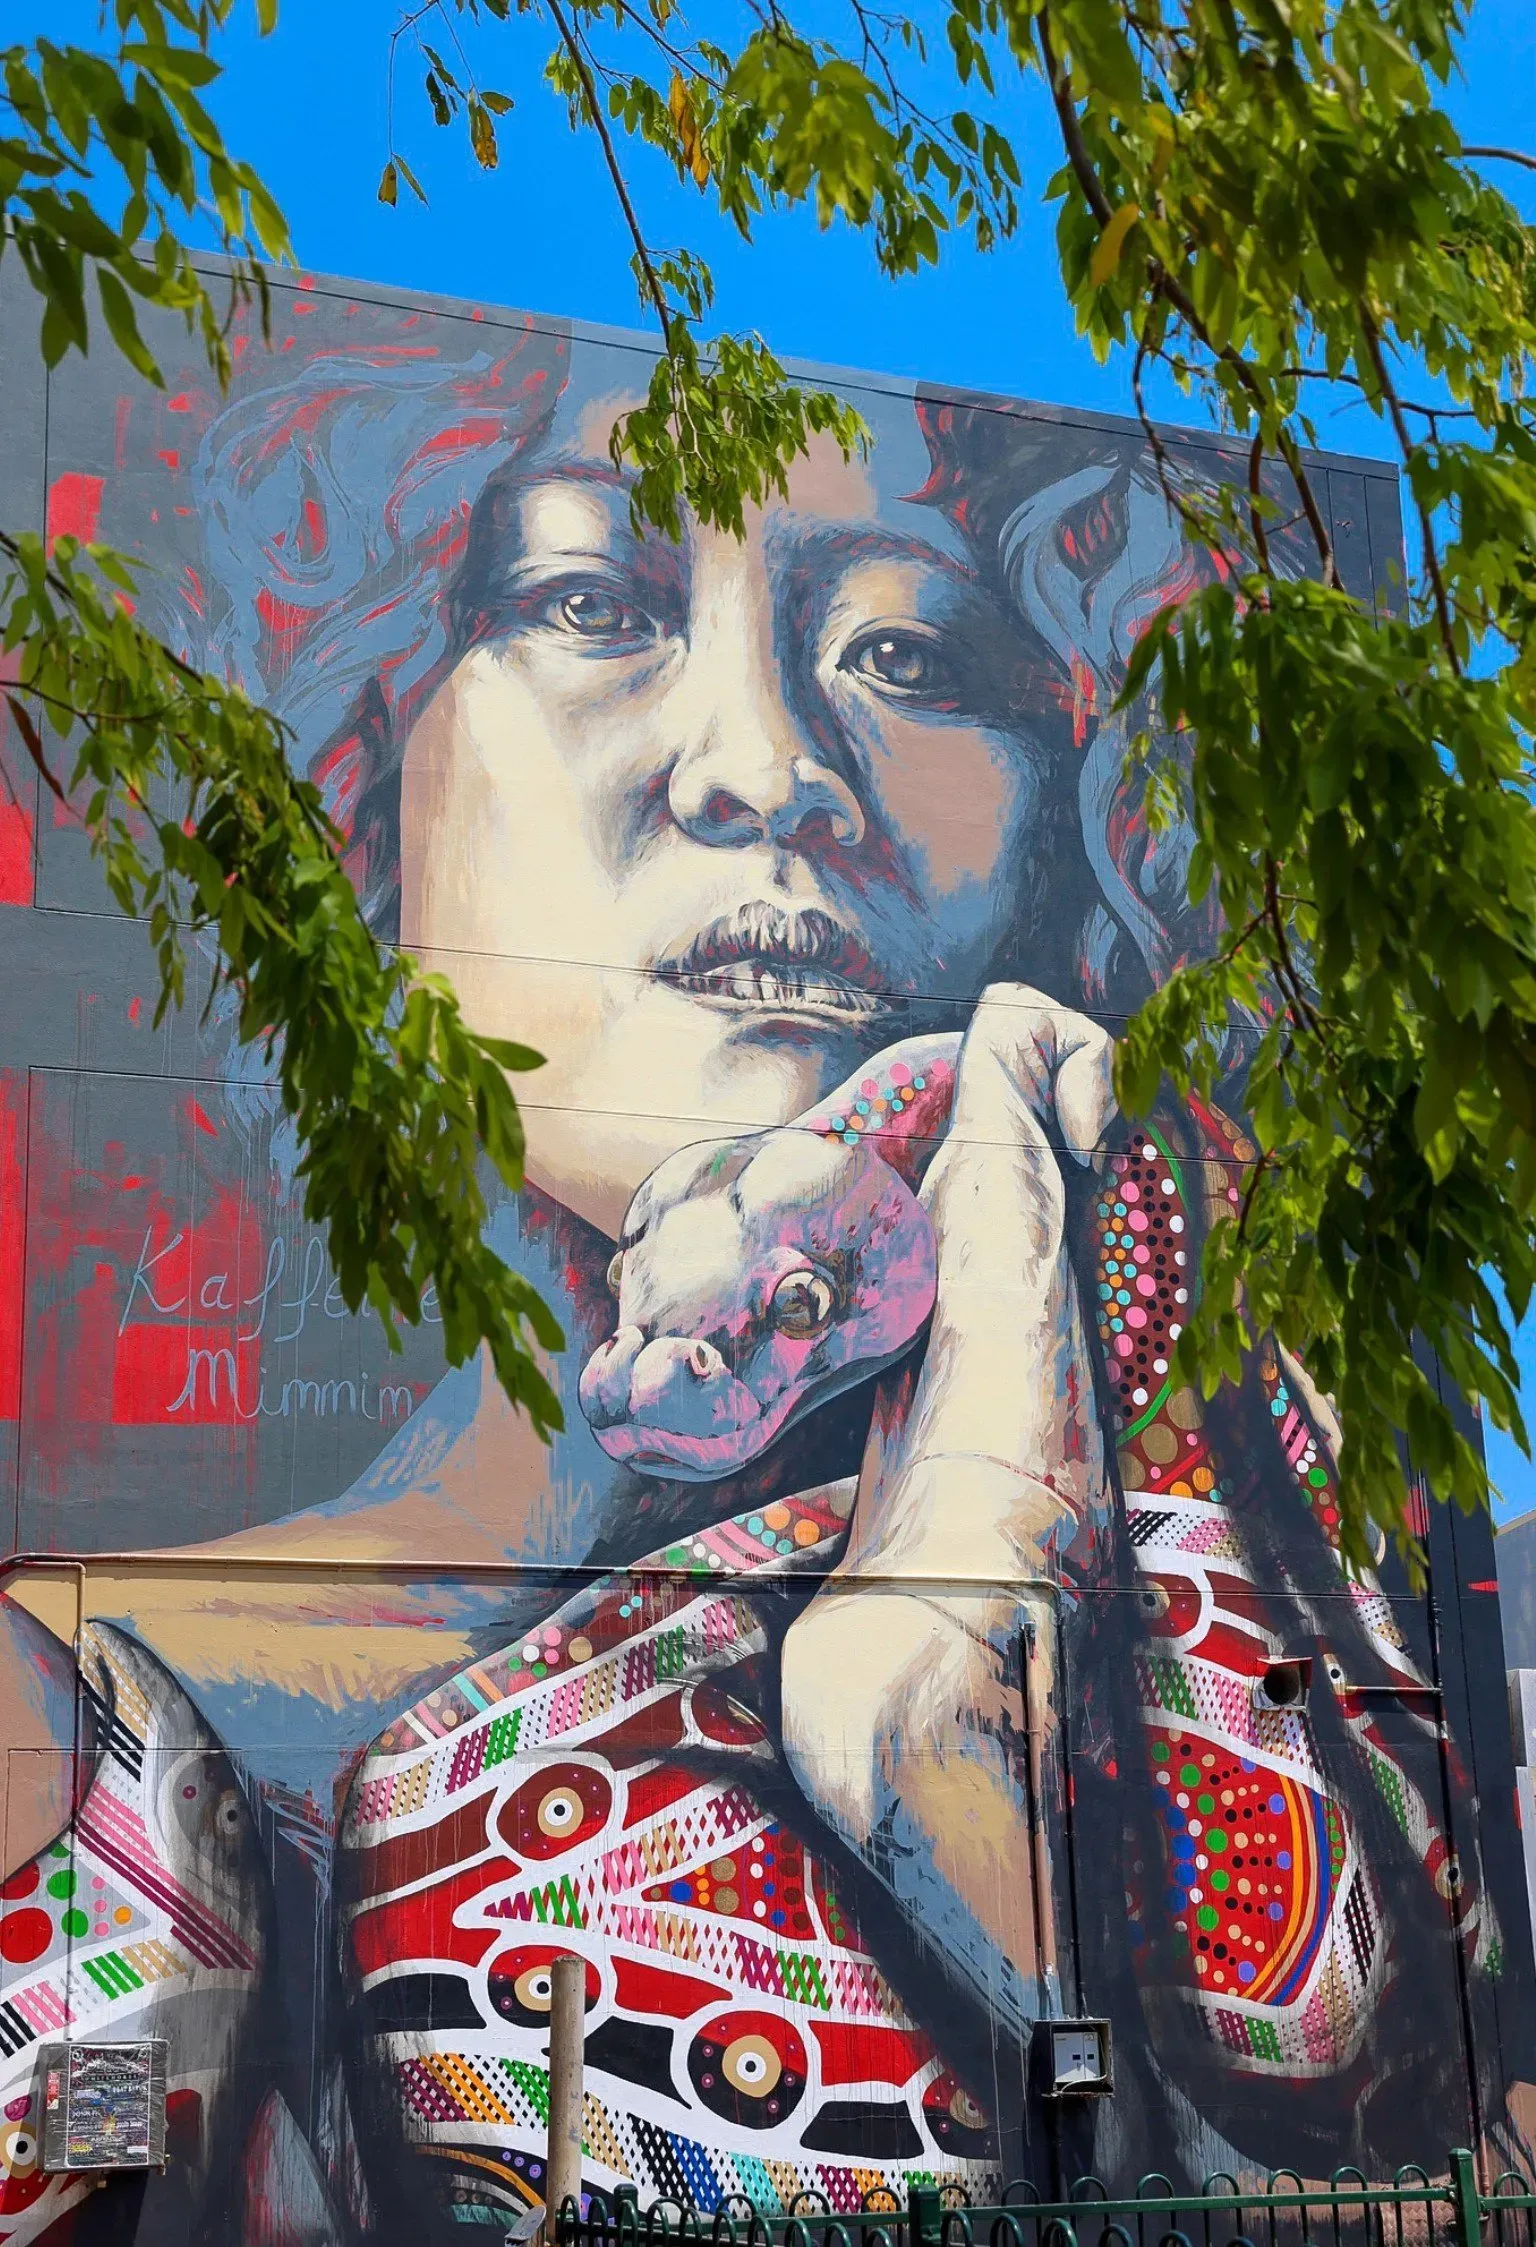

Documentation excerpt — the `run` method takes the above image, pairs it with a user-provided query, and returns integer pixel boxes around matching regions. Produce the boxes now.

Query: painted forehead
[489,455,974,583]
[529,363,970,561]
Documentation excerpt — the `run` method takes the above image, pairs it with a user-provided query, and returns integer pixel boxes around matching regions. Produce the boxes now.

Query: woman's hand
[779,983,1118,2030]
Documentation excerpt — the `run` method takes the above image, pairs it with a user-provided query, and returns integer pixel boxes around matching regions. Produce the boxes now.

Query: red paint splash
[45,472,104,551]
[0,1076,25,1419]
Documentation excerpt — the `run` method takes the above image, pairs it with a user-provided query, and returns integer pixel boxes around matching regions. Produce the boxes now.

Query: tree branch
[544,0,672,335]
[1035,4,1337,585]
[1034,11,1112,226]
[1462,144,1536,173]
[1248,429,1272,577]
[1358,307,1459,670]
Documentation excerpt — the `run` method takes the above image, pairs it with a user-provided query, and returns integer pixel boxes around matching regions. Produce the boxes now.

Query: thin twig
[610,0,709,81]
[1462,145,1536,174]
[1235,1142,1271,1245]
[1035,11,1112,226]
[544,0,671,333]
[1131,334,1196,531]
[1264,854,1324,1043]
[9,679,176,735]
[1358,307,1459,670]
[1278,366,1477,420]
[1247,430,1272,577]
[1218,904,1271,967]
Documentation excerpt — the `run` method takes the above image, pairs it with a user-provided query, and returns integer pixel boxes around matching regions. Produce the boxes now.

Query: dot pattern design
[341,1485,995,2227]
[1094,1129,1191,1442]
[344,1060,1496,2236]
[805,1036,957,1182]
[1108,1101,1491,2072]
[0,1626,266,2245]
[1143,1730,1332,2008]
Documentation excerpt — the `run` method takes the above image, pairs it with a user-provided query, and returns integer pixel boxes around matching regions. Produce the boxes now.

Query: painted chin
[590,1395,798,1481]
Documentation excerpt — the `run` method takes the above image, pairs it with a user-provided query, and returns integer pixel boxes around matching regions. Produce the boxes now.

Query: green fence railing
[553,2151,1536,2247]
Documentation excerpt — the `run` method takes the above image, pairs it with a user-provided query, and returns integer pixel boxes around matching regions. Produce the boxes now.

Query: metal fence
[553,2152,1536,2247]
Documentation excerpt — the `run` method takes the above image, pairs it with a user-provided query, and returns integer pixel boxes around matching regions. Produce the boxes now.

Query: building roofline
[194,252,1402,488]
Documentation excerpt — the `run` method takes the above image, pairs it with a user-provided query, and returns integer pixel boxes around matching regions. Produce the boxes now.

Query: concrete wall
[0,254,1530,2244]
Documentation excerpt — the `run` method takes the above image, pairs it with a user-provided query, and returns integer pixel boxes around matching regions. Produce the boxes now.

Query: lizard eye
[606,1252,624,1297]
[770,1269,838,1340]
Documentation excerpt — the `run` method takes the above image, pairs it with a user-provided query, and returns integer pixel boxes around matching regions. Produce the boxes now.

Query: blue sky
[77,0,1536,1516]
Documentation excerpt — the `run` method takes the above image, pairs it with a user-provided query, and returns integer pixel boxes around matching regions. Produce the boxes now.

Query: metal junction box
[40,2042,168,2172]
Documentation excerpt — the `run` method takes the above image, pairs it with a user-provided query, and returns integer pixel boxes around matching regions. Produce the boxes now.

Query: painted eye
[688,2011,807,2128]
[498,1762,610,1858]
[545,584,651,645]
[515,1965,553,2011]
[843,629,960,707]
[2,2129,36,2173]
[488,1947,600,2026]
[537,1786,584,1837]
[770,1269,837,1339]
[721,2035,781,2096]
[606,1251,624,1297]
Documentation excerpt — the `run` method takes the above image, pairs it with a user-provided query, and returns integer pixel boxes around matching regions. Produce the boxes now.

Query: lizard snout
[578,1326,760,1469]
[578,1324,649,1432]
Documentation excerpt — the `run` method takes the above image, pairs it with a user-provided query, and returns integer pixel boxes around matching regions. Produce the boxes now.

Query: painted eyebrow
[766,518,978,584]
[529,457,636,492]
[493,460,696,561]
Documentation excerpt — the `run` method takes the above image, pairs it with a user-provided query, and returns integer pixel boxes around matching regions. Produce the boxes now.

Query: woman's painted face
[399,433,1061,1237]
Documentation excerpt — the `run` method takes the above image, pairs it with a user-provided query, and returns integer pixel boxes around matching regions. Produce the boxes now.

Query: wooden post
[544,1954,585,2247]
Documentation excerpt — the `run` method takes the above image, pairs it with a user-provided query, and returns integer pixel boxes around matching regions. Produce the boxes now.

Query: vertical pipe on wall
[1020,1604,1066,2196]
[1056,1601,1086,2018]
[1019,1608,1055,2018]
[544,1953,585,2245]
[1422,1472,1487,2171]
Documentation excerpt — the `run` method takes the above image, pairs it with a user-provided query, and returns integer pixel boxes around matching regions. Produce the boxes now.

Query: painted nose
[628,1337,728,1422]
[578,1327,743,1438]
[578,1324,647,1432]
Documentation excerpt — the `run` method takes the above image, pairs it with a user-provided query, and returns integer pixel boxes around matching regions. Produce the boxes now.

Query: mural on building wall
[0,269,1529,2245]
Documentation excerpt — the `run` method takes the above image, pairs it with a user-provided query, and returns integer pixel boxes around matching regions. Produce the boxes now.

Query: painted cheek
[860,716,1029,905]
[754,1332,829,1396]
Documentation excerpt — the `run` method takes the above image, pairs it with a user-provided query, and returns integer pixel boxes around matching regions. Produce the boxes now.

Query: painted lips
[653,903,898,1024]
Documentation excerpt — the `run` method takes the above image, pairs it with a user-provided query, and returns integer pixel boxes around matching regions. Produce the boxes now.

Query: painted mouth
[654,903,897,1023]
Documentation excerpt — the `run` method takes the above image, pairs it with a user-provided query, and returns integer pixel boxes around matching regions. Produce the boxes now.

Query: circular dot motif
[0,1911,51,1966]
[1151,1731,1310,1998]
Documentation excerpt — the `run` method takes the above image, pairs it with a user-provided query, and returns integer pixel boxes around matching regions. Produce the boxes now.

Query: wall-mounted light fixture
[1254,1656,1313,1713]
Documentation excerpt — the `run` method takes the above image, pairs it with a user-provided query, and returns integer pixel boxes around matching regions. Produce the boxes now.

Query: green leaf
[1089,198,1141,285]
[120,42,222,90]
[96,264,161,383]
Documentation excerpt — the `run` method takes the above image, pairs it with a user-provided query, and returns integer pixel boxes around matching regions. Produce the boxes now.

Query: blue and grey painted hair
[137,314,1214,1159]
